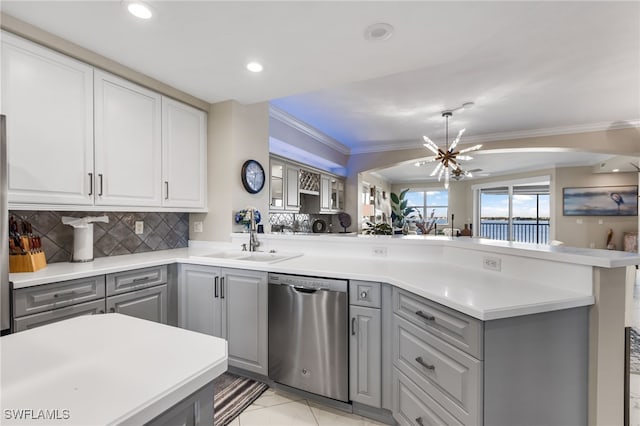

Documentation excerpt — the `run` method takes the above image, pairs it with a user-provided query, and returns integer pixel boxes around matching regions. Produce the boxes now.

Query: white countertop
[0,314,228,425]
[9,243,601,320]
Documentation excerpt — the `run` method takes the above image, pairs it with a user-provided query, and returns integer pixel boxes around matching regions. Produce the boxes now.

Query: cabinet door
[13,299,105,333]
[320,175,332,211]
[285,165,300,210]
[106,284,167,324]
[162,97,207,209]
[94,70,162,207]
[178,265,224,338]
[1,32,94,206]
[223,269,268,375]
[350,305,382,407]
[270,161,285,210]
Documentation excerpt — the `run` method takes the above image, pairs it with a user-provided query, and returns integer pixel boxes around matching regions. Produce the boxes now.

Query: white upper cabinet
[161,97,207,209]
[1,32,94,206]
[94,70,162,207]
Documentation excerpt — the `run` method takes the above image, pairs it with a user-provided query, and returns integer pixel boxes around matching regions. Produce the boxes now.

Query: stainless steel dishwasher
[268,273,349,402]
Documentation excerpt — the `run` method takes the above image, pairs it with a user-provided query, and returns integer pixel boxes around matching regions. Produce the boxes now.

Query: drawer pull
[415,417,425,426]
[415,310,435,322]
[360,291,368,299]
[133,277,150,283]
[36,286,90,303]
[415,356,435,371]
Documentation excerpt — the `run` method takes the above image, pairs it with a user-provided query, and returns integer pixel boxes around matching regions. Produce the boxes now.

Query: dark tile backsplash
[9,210,189,263]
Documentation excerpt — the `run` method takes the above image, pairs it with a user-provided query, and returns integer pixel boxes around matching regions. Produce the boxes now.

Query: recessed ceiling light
[612,168,620,172]
[246,62,263,73]
[364,23,394,41]
[127,1,152,19]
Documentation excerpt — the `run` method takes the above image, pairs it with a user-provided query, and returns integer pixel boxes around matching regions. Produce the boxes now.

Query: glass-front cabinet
[270,161,284,209]
[270,159,299,211]
[332,178,345,211]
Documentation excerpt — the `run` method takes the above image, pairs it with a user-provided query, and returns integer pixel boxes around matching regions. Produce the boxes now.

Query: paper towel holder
[62,216,109,262]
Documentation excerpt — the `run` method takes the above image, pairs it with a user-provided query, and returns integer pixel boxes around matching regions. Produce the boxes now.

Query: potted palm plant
[390,189,418,233]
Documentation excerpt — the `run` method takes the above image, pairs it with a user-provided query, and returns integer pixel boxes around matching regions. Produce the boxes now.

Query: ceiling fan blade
[459,144,483,154]
[422,137,439,154]
[449,128,466,151]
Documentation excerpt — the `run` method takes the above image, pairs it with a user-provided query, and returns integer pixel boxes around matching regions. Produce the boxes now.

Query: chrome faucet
[249,209,260,252]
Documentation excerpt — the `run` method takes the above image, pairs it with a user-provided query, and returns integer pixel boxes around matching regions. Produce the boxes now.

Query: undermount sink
[197,251,302,264]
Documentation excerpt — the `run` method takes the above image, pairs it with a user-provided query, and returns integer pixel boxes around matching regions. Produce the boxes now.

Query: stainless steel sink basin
[197,251,302,264]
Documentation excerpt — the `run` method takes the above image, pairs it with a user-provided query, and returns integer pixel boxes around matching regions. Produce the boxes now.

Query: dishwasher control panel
[268,273,347,293]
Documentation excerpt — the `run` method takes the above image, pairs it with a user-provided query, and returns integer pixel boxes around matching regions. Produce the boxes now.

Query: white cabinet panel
[1,31,94,206]
[94,70,162,207]
[285,165,300,210]
[162,97,207,209]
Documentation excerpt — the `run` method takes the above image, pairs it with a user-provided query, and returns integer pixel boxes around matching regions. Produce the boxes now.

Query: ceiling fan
[450,168,489,181]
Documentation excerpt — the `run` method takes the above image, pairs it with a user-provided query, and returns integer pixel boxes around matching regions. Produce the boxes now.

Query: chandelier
[415,108,482,189]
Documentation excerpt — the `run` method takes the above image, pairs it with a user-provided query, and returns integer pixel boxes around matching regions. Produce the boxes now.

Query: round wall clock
[241,159,265,194]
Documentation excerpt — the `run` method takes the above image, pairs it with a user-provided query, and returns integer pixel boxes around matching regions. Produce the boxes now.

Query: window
[405,189,449,225]
[476,180,550,244]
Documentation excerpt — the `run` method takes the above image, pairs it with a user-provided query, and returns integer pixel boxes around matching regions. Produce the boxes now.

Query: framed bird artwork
[563,185,638,216]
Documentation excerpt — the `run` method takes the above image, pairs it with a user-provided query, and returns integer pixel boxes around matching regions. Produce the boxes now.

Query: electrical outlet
[483,256,501,272]
[134,221,144,235]
[372,247,388,257]
[194,221,203,233]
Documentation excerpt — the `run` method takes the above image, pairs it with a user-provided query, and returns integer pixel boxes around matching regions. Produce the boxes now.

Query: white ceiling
[2,1,639,181]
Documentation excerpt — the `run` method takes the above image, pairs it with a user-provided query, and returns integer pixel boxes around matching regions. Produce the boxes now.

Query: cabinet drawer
[393,367,463,426]
[393,315,482,426]
[349,280,381,308]
[106,265,167,296]
[14,275,105,317]
[13,299,105,332]
[393,288,483,358]
[106,284,167,324]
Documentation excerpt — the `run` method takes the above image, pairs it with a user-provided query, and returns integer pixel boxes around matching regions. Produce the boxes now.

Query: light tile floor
[229,388,390,426]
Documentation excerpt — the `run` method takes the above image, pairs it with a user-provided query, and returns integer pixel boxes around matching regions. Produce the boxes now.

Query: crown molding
[269,105,351,155]
[349,119,640,155]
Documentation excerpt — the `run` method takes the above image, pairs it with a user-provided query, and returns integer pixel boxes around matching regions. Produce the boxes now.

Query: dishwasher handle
[293,286,318,294]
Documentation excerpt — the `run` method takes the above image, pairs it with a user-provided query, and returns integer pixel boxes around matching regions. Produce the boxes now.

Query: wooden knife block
[9,251,47,273]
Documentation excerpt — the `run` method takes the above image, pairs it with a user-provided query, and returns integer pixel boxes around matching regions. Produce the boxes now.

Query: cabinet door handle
[214,276,219,298]
[415,310,435,322]
[415,356,435,371]
[415,417,425,426]
[88,172,93,196]
[165,181,169,200]
[351,317,357,336]
[98,174,104,196]
[220,277,225,299]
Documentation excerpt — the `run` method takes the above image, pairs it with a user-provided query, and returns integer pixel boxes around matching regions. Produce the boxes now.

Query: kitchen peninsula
[7,235,638,426]
[0,314,227,425]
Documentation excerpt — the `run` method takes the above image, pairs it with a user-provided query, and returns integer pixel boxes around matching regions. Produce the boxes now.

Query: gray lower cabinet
[178,264,268,375]
[349,281,382,408]
[350,305,381,407]
[13,299,105,332]
[105,265,168,325]
[391,288,588,426]
[224,268,268,375]
[106,284,168,324]
[178,264,224,337]
[12,275,107,332]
